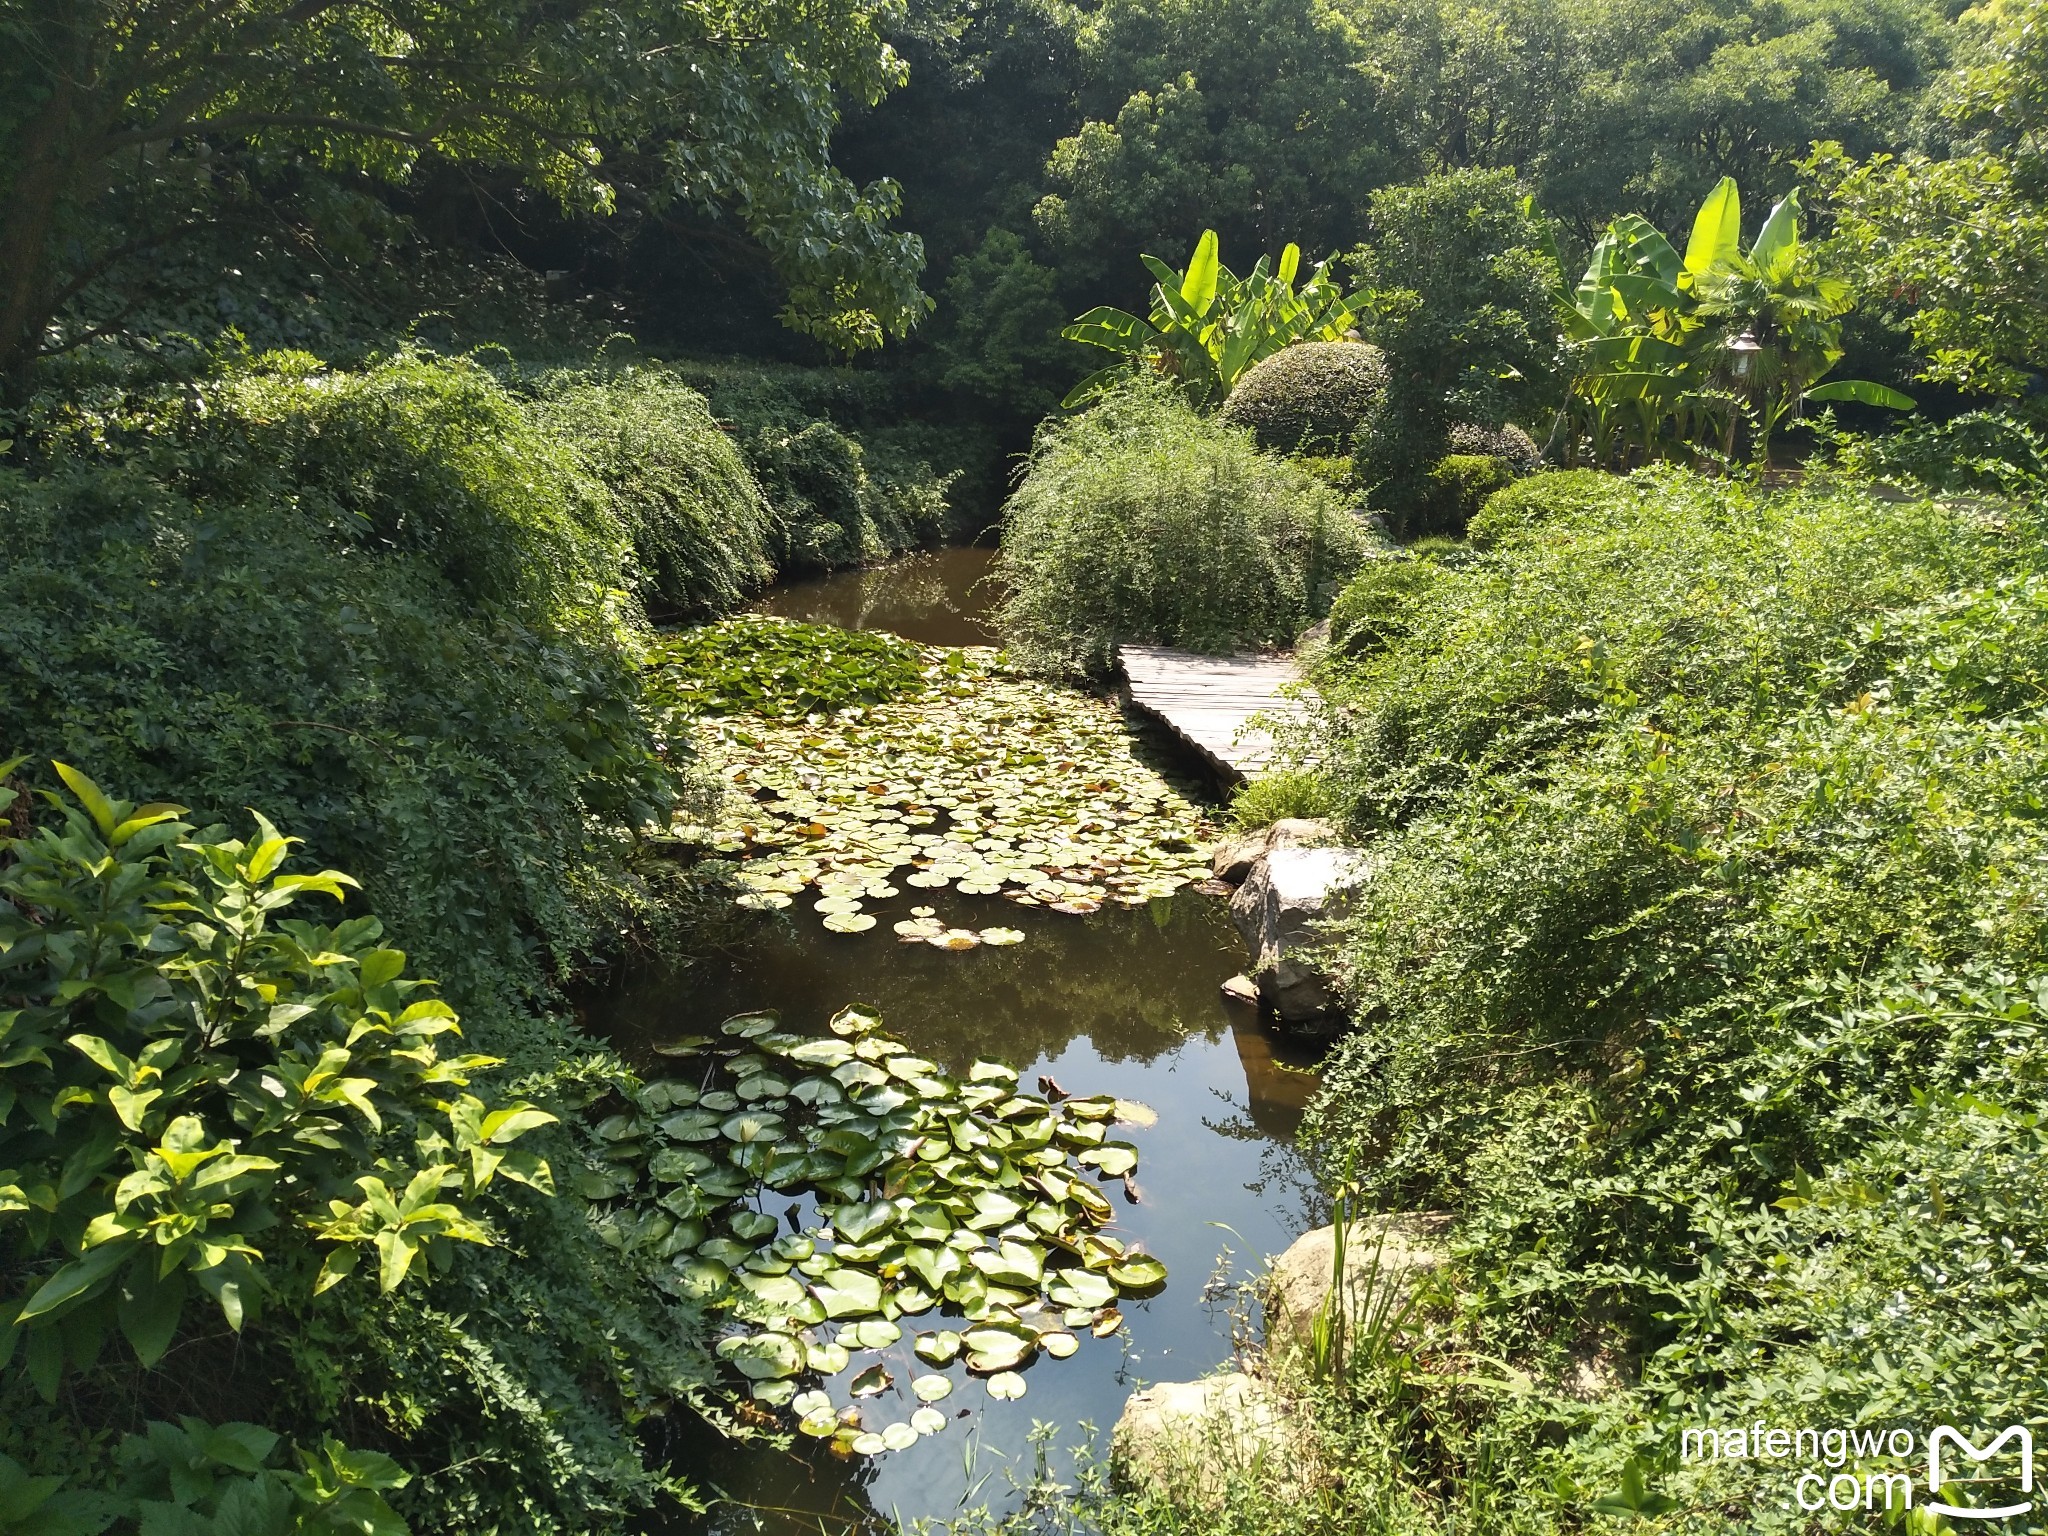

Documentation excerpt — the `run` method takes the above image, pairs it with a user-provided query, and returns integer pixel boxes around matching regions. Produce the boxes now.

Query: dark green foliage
[529,368,776,622]
[1403,453,1517,539]
[1217,342,1391,455]
[1464,467,1621,549]
[1300,469,2048,1527]
[644,616,930,718]
[1323,558,1448,658]
[1350,170,1561,496]
[672,359,958,570]
[1821,407,2048,497]
[995,379,1366,672]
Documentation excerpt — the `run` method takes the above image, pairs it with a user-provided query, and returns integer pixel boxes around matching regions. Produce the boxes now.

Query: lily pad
[1109,1255,1168,1292]
[911,1407,948,1436]
[912,1373,954,1403]
[914,1330,963,1366]
[880,1421,919,1452]
[986,1371,1028,1402]
[850,1364,892,1398]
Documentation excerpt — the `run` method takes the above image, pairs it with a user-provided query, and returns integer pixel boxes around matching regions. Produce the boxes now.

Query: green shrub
[1295,469,2046,1530]
[1465,467,1622,549]
[1217,341,1391,456]
[1446,419,1541,473]
[1228,769,1339,828]
[0,771,713,1532]
[1401,452,1517,539]
[673,359,957,571]
[995,378,1366,673]
[529,366,775,621]
[1323,557,1448,659]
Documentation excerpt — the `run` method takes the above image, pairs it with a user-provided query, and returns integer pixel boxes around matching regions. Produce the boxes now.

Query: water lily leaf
[881,1420,919,1452]
[911,1406,948,1436]
[847,1319,902,1349]
[722,1112,786,1145]
[1047,1269,1116,1310]
[824,912,878,933]
[1078,1143,1140,1178]
[813,1268,885,1318]
[698,1237,754,1267]
[649,1146,716,1181]
[832,1061,889,1089]
[729,1210,779,1241]
[979,927,1026,945]
[799,1410,839,1438]
[806,1339,850,1374]
[850,1364,892,1397]
[971,1241,1046,1288]
[675,1259,731,1300]
[830,1202,899,1244]
[967,1191,1025,1229]
[985,1371,1027,1401]
[721,1013,779,1039]
[734,1073,792,1101]
[963,1325,1034,1372]
[784,1039,856,1068]
[1063,1096,1117,1121]
[658,1110,723,1143]
[653,1035,714,1057]
[699,1091,740,1113]
[716,1331,803,1380]
[793,1389,833,1418]
[914,1330,962,1366]
[1093,1309,1124,1337]
[969,1061,1018,1084]
[901,1202,953,1240]
[752,1378,798,1405]
[1109,1256,1167,1292]
[908,1370,955,1405]
[1040,1331,1079,1359]
[829,1006,883,1036]
[852,1432,887,1456]
[1112,1099,1158,1128]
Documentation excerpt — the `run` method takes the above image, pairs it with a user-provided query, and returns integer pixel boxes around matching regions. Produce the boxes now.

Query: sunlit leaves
[591,1006,1166,1456]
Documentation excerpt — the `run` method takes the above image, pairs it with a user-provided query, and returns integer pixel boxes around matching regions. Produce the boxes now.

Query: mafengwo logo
[1927,1426,2034,1521]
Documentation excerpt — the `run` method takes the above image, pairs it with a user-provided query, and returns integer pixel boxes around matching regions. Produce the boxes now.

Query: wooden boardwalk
[1117,644,1306,782]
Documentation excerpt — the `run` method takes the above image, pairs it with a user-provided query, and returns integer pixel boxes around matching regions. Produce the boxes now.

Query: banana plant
[1548,178,1911,467]
[1061,230,1367,410]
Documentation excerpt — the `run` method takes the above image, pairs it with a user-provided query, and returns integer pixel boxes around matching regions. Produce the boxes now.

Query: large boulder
[1265,1214,1452,1358]
[1228,845,1370,1022]
[1111,1373,1309,1508]
[1210,817,1338,885]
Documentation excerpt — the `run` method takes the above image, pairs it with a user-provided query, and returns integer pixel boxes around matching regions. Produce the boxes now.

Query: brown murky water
[750,546,1004,649]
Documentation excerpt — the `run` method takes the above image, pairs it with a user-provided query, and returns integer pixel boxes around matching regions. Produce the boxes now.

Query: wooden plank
[1117,644,1307,782]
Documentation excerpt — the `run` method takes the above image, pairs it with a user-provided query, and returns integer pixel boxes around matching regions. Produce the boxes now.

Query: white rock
[1228,844,1371,1021]
[1111,1373,1305,1507]
[1264,1214,1451,1358]
[1209,817,1336,885]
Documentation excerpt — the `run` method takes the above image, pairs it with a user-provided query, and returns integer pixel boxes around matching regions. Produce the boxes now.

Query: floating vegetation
[645,614,931,719]
[586,1007,1163,1457]
[666,623,1213,936]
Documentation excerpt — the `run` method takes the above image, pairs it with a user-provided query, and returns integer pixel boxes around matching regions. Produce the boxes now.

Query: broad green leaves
[587,1006,1165,1456]
[0,768,551,1396]
[1061,230,1370,409]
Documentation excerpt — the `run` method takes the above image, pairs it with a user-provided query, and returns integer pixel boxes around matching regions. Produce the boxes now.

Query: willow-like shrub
[996,379,1365,673]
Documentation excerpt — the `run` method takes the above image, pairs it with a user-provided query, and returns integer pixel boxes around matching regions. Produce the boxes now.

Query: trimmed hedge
[1218,341,1391,456]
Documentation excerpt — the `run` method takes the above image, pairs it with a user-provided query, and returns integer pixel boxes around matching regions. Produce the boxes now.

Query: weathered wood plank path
[1117,644,1306,782]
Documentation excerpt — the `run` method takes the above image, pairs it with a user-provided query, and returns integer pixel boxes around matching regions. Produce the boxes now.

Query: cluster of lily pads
[681,635,1213,938]
[585,1007,1164,1457]
[644,614,932,719]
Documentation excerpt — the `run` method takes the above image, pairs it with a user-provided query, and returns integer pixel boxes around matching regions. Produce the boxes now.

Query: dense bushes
[995,379,1366,671]
[1217,341,1391,456]
[1464,467,1620,549]
[0,349,739,1531]
[1402,452,1518,538]
[1324,557,1447,657]
[529,367,776,621]
[1295,469,2046,1527]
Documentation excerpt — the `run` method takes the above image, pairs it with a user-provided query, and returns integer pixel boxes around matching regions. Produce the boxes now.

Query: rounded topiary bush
[1402,453,1517,539]
[1467,469,1622,549]
[1219,341,1391,456]
[1448,420,1542,475]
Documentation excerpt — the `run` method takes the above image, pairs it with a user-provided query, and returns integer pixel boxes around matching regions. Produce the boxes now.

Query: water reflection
[587,891,1325,1534]
[749,547,1003,648]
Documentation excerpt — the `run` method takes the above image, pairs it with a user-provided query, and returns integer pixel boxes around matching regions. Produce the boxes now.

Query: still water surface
[598,552,1323,1531]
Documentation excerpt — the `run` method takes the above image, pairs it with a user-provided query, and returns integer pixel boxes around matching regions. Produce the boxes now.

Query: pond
[595,550,1326,1533]
[750,546,1003,649]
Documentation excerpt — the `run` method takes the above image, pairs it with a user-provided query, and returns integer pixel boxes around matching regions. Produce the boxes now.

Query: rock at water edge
[1111,1373,1309,1509]
[1209,818,1338,886]
[1265,1214,1452,1358]
[1229,844,1370,1022]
